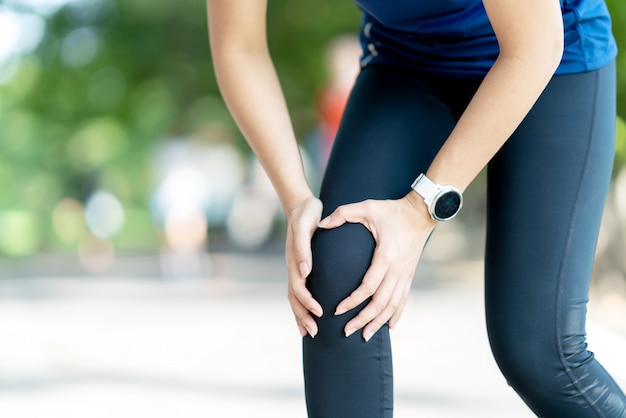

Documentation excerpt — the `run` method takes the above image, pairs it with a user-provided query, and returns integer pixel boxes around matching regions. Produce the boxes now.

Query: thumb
[298,259,311,279]
[292,225,314,279]
[318,202,368,229]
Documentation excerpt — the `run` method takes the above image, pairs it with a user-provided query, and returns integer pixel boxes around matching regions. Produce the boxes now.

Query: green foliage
[0,0,625,255]
[0,0,360,254]
[266,0,361,130]
[606,0,626,166]
[607,0,625,90]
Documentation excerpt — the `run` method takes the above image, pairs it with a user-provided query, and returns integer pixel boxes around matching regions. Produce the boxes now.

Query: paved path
[0,253,624,418]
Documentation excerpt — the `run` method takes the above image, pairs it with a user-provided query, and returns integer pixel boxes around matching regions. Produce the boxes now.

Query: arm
[321,0,565,340]
[207,0,323,336]
[417,0,564,193]
[207,0,313,212]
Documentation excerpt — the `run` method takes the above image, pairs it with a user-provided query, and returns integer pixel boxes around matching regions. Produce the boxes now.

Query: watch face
[434,190,462,220]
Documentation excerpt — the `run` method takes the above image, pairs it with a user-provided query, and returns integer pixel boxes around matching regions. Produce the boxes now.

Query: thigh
[311,64,462,314]
[320,65,459,215]
[485,63,624,416]
[304,65,460,418]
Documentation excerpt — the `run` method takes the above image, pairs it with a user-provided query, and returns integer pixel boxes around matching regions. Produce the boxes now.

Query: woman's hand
[286,197,324,338]
[318,193,437,341]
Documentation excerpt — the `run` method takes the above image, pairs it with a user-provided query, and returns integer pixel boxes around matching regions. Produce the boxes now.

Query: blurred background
[0,0,625,417]
[0,0,367,270]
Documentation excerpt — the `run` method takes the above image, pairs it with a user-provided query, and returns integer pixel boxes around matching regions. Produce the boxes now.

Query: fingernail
[345,328,356,338]
[299,327,307,337]
[304,325,316,339]
[318,217,330,227]
[335,307,347,316]
[299,262,310,278]
[363,331,373,342]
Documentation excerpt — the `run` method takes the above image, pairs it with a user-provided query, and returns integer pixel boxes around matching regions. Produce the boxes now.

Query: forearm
[212,50,313,214]
[422,0,563,192]
[426,53,561,191]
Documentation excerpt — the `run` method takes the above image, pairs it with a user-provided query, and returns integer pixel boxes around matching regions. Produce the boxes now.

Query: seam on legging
[554,69,605,418]
[378,328,386,418]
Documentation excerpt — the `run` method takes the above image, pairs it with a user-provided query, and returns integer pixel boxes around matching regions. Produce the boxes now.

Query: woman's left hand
[318,193,437,342]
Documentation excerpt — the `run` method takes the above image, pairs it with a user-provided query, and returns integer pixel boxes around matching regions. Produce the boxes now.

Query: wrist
[282,189,316,217]
[284,192,319,221]
[403,192,438,230]
[410,173,463,222]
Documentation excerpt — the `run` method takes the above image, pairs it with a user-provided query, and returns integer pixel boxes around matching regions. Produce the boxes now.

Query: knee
[485,311,554,390]
[487,323,593,399]
[308,223,375,310]
[489,333,556,394]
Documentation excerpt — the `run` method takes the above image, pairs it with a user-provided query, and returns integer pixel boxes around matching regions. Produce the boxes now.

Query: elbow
[544,32,565,73]
[500,32,564,77]
[210,38,268,77]
[531,25,565,74]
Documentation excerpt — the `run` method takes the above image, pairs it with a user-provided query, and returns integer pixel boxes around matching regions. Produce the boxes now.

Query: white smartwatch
[411,173,463,222]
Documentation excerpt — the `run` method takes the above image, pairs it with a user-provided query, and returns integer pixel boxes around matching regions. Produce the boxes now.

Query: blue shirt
[356,0,618,78]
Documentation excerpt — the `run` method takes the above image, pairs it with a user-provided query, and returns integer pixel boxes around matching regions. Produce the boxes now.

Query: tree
[0,0,624,255]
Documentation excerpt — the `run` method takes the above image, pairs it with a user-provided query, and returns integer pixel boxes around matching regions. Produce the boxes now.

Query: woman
[207,0,626,416]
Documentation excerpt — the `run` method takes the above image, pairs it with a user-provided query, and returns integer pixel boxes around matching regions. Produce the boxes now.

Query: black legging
[303,62,626,418]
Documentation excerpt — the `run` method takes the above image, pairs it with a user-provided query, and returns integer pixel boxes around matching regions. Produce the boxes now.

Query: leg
[485,62,626,417]
[303,65,458,418]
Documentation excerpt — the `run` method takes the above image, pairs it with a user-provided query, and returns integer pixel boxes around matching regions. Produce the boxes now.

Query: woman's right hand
[286,197,324,338]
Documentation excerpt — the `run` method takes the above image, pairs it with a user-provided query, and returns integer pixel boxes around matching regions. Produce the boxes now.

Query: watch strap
[411,173,438,201]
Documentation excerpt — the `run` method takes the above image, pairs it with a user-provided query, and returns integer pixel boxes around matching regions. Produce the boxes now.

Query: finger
[297,286,324,318]
[335,250,389,315]
[286,250,323,318]
[297,323,307,337]
[388,281,411,330]
[292,217,316,272]
[289,292,319,338]
[343,270,396,338]
[288,225,324,318]
[367,279,411,339]
[287,265,323,317]
[388,307,404,330]
[362,305,396,342]
[318,201,373,229]
[288,231,312,281]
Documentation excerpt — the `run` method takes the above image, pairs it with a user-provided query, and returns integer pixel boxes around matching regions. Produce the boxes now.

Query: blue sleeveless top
[356,0,617,78]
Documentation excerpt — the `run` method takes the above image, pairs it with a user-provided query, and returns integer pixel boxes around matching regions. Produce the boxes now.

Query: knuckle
[355,312,371,326]
[382,247,398,262]
[387,300,400,311]
[363,199,375,211]
[374,248,392,264]
[362,282,378,297]
[287,292,299,305]
[287,283,298,294]
[288,287,305,302]
[291,240,307,255]
[334,206,346,217]
[290,244,303,256]
[371,296,388,311]
[377,253,391,265]
[366,320,382,333]
[293,303,309,317]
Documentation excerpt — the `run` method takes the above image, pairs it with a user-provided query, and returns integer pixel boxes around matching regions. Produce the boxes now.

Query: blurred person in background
[151,125,245,276]
[207,1,626,417]
[312,35,362,171]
